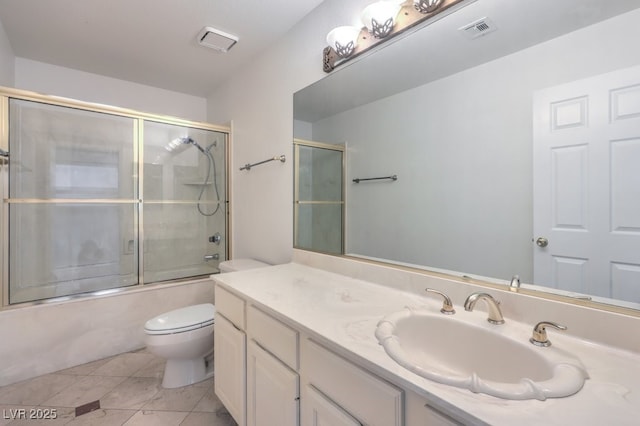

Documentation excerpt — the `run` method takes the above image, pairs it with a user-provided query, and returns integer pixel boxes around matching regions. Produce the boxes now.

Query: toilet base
[162,352,214,388]
[145,320,215,389]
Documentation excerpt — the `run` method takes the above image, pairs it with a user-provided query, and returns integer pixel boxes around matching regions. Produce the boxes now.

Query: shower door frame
[293,138,346,255]
[0,86,231,308]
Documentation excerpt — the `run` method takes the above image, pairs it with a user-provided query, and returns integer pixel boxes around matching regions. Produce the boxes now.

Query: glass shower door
[294,140,344,255]
[3,94,230,306]
[142,121,227,282]
[8,99,138,304]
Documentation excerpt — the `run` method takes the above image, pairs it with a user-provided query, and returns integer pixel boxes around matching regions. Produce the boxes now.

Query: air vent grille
[198,27,238,53]
[459,17,497,39]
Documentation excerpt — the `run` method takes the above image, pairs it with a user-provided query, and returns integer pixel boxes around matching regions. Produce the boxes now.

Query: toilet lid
[144,303,215,335]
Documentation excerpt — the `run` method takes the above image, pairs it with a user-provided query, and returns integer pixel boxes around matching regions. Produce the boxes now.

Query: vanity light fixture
[324,0,464,72]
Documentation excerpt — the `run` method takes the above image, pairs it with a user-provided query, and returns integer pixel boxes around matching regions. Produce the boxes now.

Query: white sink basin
[375,307,588,400]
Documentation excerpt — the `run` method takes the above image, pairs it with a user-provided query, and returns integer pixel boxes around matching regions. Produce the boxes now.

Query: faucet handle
[509,275,520,291]
[530,321,567,347]
[424,288,455,315]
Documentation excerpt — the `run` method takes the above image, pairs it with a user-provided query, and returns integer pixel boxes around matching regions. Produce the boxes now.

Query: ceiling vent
[198,27,238,53]
[459,17,497,39]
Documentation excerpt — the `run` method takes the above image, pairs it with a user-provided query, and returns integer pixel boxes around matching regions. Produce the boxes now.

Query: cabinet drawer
[301,339,403,426]
[406,391,463,426]
[247,305,298,370]
[215,285,246,330]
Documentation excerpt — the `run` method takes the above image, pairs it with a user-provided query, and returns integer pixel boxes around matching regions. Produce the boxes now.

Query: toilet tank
[219,258,269,273]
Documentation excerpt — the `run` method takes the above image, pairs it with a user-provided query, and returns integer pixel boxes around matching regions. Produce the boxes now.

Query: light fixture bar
[324,0,467,73]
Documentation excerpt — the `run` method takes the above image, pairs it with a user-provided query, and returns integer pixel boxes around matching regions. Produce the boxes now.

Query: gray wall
[311,9,640,282]
[206,0,375,265]
[0,18,14,86]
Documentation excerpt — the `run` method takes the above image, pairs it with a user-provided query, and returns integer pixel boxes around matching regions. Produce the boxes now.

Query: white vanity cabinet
[246,305,300,426]
[214,286,247,426]
[214,285,300,426]
[214,282,460,426]
[247,340,299,425]
[214,314,246,425]
[405,391,464,426]
[303,385,362,426]
[300,338,403,426]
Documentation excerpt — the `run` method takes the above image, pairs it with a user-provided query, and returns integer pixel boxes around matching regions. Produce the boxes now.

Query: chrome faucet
[463,292,505,324]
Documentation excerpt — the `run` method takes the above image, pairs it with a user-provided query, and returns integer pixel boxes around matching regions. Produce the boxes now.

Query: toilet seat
[144,303,215,335]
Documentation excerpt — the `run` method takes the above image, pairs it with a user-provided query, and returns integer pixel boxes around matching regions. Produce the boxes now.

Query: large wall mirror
[293,0,640,313]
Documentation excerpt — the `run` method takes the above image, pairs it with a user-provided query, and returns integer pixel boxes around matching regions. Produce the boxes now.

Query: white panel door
[302,385,362,426]
[247,340,299,426]
[533,65,640,302]
[214,314,246,426]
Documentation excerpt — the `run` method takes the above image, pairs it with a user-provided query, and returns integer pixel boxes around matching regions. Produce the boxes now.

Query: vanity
[212,1,640,424]
[212,253,640,426]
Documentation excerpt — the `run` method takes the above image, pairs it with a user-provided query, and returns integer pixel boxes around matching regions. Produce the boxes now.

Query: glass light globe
[414,0,444,14]
[326,26,361,58]
[361,1,402,38]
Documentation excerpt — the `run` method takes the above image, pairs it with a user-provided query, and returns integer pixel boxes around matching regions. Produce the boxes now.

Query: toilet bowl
[144,303,216,388]
[144,258,269,388]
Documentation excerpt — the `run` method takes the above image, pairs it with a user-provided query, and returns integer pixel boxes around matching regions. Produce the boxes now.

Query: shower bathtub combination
[0,86,230,386]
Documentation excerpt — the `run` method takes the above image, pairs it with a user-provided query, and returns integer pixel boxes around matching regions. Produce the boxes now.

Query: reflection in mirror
[293,139,345,255]
[293,0,640,312]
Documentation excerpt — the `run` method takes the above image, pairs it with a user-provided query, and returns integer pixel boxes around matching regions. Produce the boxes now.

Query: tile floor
[0,349,237,426]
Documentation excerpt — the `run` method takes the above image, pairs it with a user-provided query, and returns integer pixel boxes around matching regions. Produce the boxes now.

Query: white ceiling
[0,0,326,97]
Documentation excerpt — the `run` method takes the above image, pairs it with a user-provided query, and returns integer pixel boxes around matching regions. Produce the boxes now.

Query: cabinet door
[214,314,246,426]
[247,340,299,426]
[302,339,402,426]
[302,385,362,426]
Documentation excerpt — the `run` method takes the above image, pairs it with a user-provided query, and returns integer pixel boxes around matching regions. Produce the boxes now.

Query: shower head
[179,136,206,153]
[166,136,206,154]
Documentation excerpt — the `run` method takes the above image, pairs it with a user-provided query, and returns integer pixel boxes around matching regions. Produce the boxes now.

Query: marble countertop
[212,262,640,426]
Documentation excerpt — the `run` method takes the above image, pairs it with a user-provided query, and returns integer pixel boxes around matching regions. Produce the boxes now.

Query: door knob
[536,237,549,247]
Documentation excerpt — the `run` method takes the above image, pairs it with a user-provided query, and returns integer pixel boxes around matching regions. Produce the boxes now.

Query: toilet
[144,258,269,388]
